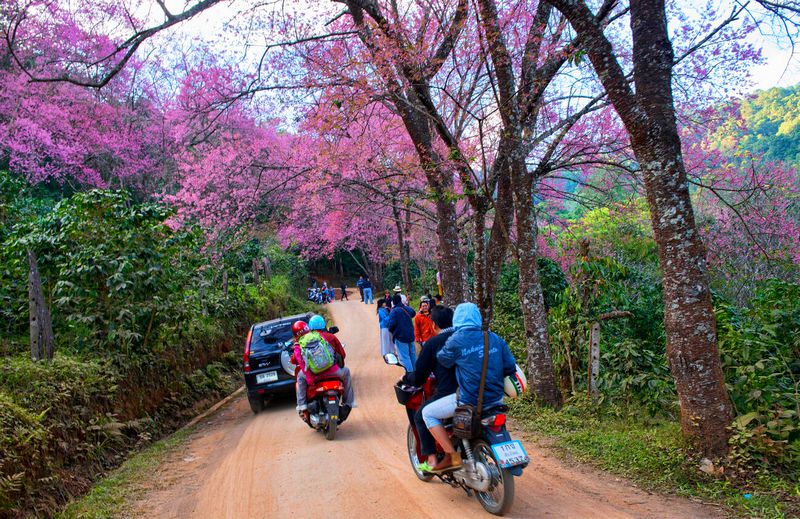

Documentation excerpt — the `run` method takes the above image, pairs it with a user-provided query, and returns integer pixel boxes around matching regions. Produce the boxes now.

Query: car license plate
[256,371,278,384]
[490,440,529,468]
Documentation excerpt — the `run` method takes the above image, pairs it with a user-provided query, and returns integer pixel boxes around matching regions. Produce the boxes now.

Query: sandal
[430,452,462,474]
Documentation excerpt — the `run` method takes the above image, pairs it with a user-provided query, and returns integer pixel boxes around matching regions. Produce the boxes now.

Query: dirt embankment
[130,300,724,519]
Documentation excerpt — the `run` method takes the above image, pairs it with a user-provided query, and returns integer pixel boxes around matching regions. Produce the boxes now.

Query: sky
[750,38,800,90]
[153,0,800,95]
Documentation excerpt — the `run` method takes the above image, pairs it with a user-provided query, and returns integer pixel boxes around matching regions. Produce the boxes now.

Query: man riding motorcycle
[292,315,356,424]
[421,302,517,473]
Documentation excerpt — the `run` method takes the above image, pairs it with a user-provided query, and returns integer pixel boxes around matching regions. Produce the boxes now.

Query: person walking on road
[377,298,394,357]
[387,294,417,373]
[357,276,365,302]
[362,276,374,304]
[340,282,348,301]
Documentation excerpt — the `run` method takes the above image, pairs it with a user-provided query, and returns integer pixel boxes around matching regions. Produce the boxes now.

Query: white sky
[154,0,800,94]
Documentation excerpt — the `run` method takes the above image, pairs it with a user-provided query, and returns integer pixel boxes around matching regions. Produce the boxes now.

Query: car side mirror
[328,326,339,334]
[383,353,401,366]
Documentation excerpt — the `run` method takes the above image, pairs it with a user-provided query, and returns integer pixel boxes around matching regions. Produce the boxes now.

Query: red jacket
[414,312,436,344]
[292,330,346,385]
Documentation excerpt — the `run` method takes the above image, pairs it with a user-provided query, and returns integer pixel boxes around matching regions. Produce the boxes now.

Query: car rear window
[250,322,294,354]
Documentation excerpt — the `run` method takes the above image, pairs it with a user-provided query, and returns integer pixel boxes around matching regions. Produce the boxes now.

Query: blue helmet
[308,315,326,331]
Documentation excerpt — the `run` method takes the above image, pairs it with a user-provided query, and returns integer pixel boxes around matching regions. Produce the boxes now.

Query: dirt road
[131,300,723,519]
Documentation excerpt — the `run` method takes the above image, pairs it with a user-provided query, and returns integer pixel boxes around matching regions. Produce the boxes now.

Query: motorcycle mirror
[383,353,401,366]
[328,326,339,334]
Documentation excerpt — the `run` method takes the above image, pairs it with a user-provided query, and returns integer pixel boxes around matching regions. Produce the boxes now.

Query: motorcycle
[286,326,349,441]
[306,288,323,304]
[384,353,528,516]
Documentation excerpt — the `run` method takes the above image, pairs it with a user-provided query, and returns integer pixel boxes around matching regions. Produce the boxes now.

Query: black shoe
[338,405,352,424]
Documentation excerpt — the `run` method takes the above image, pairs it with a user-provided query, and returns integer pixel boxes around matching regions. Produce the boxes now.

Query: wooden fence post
[28,250,55,361]
[588,321,600,397]
[252,258,260,285]
[262,256,272,280]
[588,311,633,397]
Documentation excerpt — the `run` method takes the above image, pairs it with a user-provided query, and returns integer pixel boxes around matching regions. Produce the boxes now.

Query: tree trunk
[629,0,732,457]
[28,250,55,361]
[391,195,412,291]
[547,0,733,455]
[638,146,732,456]
[512,168,562,407]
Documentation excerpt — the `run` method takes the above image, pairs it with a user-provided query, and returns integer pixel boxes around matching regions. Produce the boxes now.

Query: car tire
[248,394,265,414]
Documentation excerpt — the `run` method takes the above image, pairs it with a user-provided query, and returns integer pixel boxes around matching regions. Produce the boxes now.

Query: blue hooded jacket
[387,304,416,343]
[437,303,517,407]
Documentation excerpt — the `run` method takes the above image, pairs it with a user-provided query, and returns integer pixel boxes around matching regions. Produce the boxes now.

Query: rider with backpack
[292,315,355,423]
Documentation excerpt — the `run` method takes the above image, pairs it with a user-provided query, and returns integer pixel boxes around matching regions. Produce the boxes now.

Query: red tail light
[243,327,253,373]
[484,414,507,430]
[315,380,344,392]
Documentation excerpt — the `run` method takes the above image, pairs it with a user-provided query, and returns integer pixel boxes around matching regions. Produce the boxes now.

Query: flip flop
[416,461,433,473]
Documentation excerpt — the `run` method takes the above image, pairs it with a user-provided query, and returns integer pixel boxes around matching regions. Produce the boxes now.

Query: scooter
[289,327,350,441]
[304,374,350,440]
[385,353,528,516]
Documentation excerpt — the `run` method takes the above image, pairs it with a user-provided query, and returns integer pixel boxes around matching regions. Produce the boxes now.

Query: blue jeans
[363,287,373,304]
[422,392,458,428]
[394,340,416,372]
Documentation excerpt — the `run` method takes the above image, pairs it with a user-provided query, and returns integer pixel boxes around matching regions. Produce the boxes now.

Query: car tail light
[243,327,253,373]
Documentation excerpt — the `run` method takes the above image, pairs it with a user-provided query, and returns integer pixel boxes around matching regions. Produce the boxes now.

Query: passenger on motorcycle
[422,302,517,473]
[292,316,356,423]
[402,306,457,473]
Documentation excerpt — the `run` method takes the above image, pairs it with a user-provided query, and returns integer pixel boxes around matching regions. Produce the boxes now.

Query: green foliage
[0,180,313,516]
[509,395,796,518]
[493,259,567,363]
[2,189,206,354]
[711,85,800,169]
[538,204,669,403]
[497,199,798,480]
[0,392,50,512]
[716,280,800,473]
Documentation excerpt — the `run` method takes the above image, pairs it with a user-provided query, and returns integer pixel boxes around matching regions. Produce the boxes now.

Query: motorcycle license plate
[256,371,278,384]
[490,440,529,468]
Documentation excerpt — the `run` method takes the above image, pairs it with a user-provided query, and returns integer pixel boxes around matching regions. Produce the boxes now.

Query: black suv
[243,312,312,413]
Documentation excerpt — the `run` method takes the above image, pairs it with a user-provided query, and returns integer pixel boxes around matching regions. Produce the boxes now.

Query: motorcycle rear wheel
[325,420,337,440]
[472,439,515,516]
[406,425,434,481]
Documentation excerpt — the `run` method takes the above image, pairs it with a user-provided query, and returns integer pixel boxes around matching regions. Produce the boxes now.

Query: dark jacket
[406,328,457,398]
[387,304,416,343]
[438,303,516,407]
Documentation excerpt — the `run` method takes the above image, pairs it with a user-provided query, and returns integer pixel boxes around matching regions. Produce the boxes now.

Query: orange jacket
[414,312,436,344]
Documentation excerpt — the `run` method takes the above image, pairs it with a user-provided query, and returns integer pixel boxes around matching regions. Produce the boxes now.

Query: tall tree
[545,0,735,456]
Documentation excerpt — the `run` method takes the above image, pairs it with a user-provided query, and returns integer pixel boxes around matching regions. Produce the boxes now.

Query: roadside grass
[57,426,195,519]
[509,395,799,519]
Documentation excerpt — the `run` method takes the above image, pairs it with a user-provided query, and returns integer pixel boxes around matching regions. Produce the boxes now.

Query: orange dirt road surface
[130,300,724,519]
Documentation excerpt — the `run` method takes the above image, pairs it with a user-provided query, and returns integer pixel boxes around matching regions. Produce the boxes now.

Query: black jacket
[405,328,457,398]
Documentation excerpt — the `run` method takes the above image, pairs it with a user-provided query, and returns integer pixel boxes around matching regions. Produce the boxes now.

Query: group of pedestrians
[376,286,442,373]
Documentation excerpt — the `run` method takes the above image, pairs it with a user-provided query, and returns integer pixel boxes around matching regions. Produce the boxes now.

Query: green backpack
[298,331,335,374]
